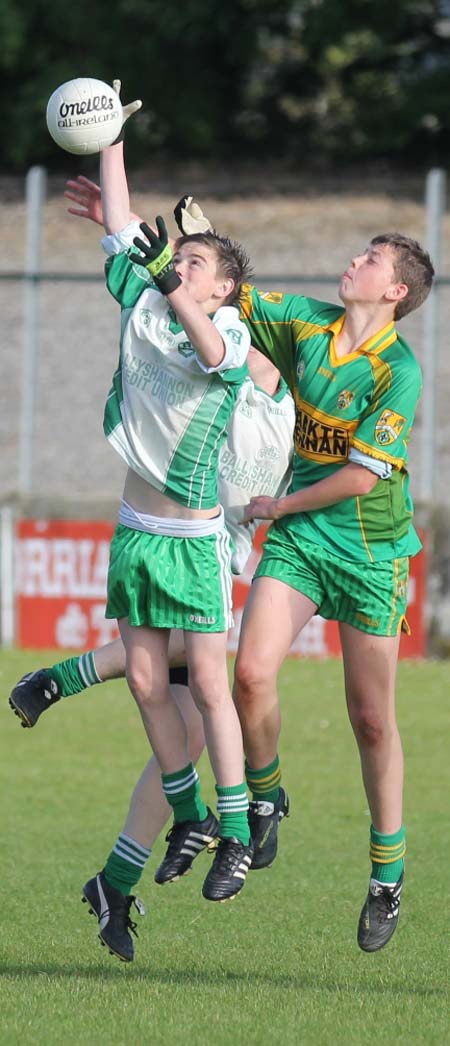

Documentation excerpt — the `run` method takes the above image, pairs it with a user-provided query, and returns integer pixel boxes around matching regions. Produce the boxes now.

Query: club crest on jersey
[256,445,280,464]
[375,409,406,446]
[139,309,152,328]
[337,389,354,410]
[225,328,244,345]
[159,330,176,348]
[258,291,284,304]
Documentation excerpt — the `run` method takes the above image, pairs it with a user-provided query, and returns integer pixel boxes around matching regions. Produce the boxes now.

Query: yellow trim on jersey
[240,307,330,346]
[366,353,394,411]
[293,392,359,463]
[240,286,332,342]
[328,317,397,367]
[355,497,374,562]
[351,435,405,469]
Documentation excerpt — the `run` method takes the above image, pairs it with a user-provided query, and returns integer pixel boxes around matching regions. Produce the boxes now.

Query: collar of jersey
[326,314,397,366]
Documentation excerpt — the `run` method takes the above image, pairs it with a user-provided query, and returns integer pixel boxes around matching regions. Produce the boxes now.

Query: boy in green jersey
[77,99,257,929]
[233,232,434,953]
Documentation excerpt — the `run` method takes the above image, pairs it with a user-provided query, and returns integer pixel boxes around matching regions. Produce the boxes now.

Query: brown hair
[175,231,253,306]
[370,233,435,320]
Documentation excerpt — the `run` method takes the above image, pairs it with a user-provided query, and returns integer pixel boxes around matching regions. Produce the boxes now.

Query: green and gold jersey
[240,285,422,562]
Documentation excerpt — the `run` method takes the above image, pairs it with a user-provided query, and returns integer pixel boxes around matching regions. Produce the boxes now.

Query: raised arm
[130,218,236,369]
[99,80,142,234]
[100,141,132,234]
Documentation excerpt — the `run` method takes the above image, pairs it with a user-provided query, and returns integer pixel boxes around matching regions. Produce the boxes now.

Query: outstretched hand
[111,79,142,143]
[64,175,103,225]
[129,218,181,295]
[173,195,213,235]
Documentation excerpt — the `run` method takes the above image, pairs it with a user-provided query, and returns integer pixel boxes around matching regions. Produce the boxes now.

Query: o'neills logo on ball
[59,94,115,117]
[57,95,119,127]
[57,94,119,129]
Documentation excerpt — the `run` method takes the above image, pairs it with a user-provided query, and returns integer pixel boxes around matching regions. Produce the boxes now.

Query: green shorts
[255,522,410,637]
[106,523,233,632]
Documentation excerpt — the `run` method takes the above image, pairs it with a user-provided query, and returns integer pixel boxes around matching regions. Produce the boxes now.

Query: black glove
[129,218,181,295]
[173,194,213,235]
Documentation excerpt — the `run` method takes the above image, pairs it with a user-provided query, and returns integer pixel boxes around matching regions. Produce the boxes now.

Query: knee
[188,666,224,715]
[126,665,161,708]
[234,652,268,704]
[349,705,385,748]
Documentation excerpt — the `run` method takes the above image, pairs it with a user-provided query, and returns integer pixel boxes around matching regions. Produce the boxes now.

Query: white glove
[173,194,213,235]
[112,79,142,141]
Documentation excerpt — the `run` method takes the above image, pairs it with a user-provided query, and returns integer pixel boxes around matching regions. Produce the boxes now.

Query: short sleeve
[195,306,251,379]
[351,361,422,469]
[101,220,143,256]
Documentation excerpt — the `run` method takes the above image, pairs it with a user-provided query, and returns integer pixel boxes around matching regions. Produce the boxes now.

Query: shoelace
[163,817,216,854]
[163,823,192,854]
[373,885,401,920]
[110,895,144,938]
[212,840,246,873]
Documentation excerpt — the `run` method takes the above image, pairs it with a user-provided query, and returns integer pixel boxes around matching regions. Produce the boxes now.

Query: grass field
[1,649,449,1045]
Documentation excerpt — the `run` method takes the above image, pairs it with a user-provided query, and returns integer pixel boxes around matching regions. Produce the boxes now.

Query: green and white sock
[370,824,406,884]
[245,755,281,804]
[216,784,250,845]
[104,834,151,896]
[49,651,102,698]
[162,763,208,823]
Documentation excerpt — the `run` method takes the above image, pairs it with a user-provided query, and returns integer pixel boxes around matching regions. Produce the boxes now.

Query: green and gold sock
[162,763,208,823]
[370,824,406,883]
[245,755,281,804]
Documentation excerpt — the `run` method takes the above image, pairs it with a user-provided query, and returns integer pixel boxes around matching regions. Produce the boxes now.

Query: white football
[46,78,123,155]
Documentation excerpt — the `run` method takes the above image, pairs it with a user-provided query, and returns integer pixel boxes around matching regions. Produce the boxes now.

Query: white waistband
[118,499,225,537]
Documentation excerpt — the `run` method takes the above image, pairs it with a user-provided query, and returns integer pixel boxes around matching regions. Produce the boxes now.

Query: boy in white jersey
[10,342,295,962]
[74,128,258,914]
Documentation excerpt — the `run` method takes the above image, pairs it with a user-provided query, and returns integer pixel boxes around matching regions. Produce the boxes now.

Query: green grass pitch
[1,649,449,1045]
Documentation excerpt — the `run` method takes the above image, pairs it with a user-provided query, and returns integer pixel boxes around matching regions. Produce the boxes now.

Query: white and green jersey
[218,377,294,573]
[102,225,250,510]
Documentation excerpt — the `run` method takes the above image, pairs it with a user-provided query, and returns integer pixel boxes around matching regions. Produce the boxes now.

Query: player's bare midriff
[123,467,220,520]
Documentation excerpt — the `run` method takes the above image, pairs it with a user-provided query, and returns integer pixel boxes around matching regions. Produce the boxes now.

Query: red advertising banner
[15,519,427,657]
[15,520,120,650]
